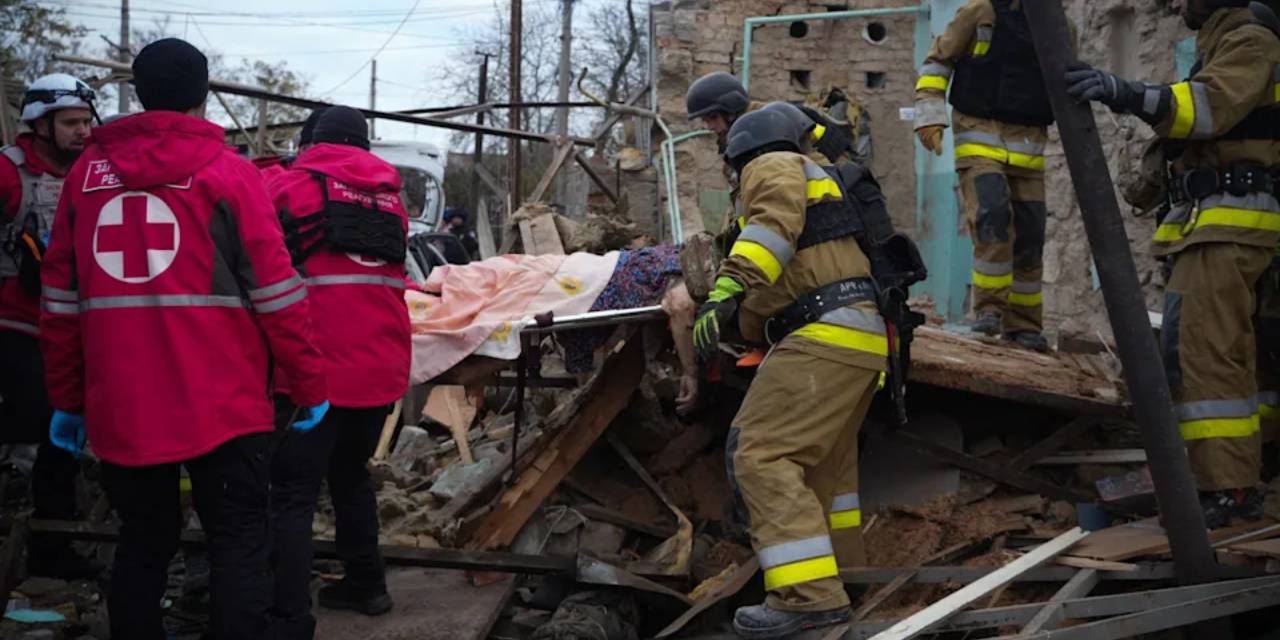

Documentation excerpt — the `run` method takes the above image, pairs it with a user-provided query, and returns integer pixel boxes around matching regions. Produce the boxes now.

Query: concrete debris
[529,591,640,640]
[566,214,638,254]
[428,457,497,502]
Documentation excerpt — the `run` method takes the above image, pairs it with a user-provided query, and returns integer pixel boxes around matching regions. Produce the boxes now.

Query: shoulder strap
[1,146,25,168]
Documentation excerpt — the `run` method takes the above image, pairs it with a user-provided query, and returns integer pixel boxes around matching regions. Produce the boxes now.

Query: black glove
[1064,61,1164,124]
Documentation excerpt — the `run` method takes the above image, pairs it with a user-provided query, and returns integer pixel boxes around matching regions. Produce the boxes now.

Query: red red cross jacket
[266,143,410,408]
[0,134,66,336]
[39,111,328,467]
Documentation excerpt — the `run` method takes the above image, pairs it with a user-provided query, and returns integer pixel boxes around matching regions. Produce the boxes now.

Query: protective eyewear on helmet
[22,87,97,107]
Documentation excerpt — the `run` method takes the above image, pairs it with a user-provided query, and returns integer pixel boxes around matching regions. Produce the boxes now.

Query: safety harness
[0,146,64,296]
[281,172,407,267]
[948,0,1055,128]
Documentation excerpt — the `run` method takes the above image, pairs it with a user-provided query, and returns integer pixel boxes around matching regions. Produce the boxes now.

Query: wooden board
[424,386,479,464]
[1071,517,1279,562]
[1226,538,1280,559]
[909,327,1126,415]
[518,211,566,256]
[316,567,511,640]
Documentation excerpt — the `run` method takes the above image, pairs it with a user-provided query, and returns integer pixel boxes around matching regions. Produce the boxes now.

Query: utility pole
[117,0,130,113]
[470,53,491,222]
[1022,0,1225,605]
[369,59,377,140]
[508,0,523,219]
[553,0,574,205]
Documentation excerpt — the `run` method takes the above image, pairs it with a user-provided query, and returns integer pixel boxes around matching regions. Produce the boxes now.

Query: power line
[219,44,463,58]
[320,0,423,97]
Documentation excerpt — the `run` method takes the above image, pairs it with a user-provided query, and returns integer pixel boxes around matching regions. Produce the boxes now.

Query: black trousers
[101,433,274,640]
[270,401,390,638]
[0,331,79,556]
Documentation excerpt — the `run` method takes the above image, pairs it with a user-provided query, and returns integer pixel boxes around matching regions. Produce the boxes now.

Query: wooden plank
[575,152,620,203]
[519,212,566,256]
[315,567,513,640]
[1226,538,1280,559]
[1021,568,1100,634]
[1034,449,1147,465]
[475,163,507,198]
[654,558,759,639]
[576,502,677,539]
[528,141,576,203]
[467,335,645,549]
[1071,517,1278,562]
[1053,556,1138,572]
[854,571,916,621]
[1008,416,1100,471]
[372,399,403,461]
[867,528,1089,640]
[424,386,478,464]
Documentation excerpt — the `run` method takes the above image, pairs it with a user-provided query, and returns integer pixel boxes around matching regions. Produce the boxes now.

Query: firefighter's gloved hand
[916,125,944,156]
[693,277,744,363]
[49,410,86,457]
[1064,61,1144,113]
[291,401,330,432]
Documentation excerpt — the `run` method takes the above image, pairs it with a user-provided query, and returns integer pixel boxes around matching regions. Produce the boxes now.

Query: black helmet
[686,72,750,120]
[1185,0,1249,28]
[724,109,801,173]
[762,101,816,136]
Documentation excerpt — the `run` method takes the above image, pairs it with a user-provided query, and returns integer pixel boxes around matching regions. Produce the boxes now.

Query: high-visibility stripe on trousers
[960,160,1047,333]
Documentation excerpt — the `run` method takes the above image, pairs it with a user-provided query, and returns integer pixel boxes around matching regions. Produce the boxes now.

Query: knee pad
[973,173,1012,244]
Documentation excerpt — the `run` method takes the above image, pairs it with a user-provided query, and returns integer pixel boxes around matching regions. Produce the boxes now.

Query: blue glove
[49,410,86,457]
[291,401,330,432]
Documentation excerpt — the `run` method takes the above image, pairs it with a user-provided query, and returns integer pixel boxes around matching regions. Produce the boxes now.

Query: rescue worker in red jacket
[266,106,410,629]
[39,38,329,640]
[0,73,98,578]
[256,107,327,183]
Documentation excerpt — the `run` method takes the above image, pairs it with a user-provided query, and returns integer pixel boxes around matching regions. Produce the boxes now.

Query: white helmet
[21,74,96,122]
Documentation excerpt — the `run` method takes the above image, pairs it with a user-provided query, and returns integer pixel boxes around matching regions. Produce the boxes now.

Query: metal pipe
[739,3,929,90]
[1020,1,1220,589]
[520,305,666,333]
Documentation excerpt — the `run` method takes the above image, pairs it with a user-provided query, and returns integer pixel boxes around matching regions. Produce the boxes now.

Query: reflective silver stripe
[1273,64,1280,83]
[919,62,952,79]
[248,274,304,301]
[1200,192,1280,213]
[42,286,78,302]
[831,493,860,512]
[954,131,1004,148]
[1176,398,1259,422]
[975,26,993,42]
[253,287,308,313]
[735,200,744,217]
[973,258,1013,276]
[1143,88,1162,117]
[1260,391,1280,407]
[1188,82,1214,139]
[817,306,887,335]
[41,301,80,315]
[0,318,39,333]
[802,160,829,181]
[757,535,834,569]
[1011,280,1042,294]
[82,294,249,311]
[1006,139,1046,157]
[304,275,407,289]
[738,225,795,267]
[1164,202,1192,225]
[914,99,949,129]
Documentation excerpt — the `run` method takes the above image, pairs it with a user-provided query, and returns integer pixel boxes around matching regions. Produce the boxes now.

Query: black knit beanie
[131,38,210,113]
[312,106,370,150]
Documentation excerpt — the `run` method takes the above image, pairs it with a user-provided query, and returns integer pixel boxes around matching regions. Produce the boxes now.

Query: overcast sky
[50,0,596,150]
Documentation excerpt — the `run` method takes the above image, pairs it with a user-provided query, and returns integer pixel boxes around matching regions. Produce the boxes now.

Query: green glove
[694,277,744,362]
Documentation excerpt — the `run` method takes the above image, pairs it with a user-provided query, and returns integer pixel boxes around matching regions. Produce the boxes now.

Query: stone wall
[653,0,1189,339]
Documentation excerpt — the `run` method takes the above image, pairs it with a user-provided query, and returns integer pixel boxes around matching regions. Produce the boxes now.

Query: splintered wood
[909,327,1126,414]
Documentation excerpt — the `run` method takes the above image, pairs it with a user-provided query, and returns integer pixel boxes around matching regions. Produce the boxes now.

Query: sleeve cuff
[914,99,949,129]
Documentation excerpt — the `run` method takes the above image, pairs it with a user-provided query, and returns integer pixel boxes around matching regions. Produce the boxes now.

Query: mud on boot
[318,580,393,616]
[1004,330,1049,353]
[732,603,852,639]
[970,312,1001,336]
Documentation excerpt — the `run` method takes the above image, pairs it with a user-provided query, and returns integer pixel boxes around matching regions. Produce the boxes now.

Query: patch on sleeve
[82,160,124,193]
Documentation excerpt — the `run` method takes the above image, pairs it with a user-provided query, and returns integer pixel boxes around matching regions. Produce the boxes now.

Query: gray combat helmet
[686,72,750,120]
[761,101,816,136]
[724,109,802,172]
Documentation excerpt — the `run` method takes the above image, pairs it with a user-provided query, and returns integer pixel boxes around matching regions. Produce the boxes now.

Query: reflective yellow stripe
[792,322,890,357]
[730,240,783,283]
[1169,82,1196,140]
[812,124,827,142]
[1197,207,1280,233]
[763,555,840,591]
[1008,291,1044,307]
[1180,414,1261,440]
[179,477,192,493]
[1263,403,1277,418]
[955,144,1044,171]
[916,75,949,92]
[973,41,991,56]
[736,216,746,230]
[972,270,1013,290]
[1273,83,1280,103]
[806,177,843,203]
[830,510,862,530]
[1154,223,1187,243]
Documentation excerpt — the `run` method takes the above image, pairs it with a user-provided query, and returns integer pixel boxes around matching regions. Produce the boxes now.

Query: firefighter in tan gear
[693,109,885,638]
[914,0,1059,352]
[1067,0,1280,527]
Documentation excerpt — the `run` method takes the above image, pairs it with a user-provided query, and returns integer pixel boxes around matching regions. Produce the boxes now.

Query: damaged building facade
[651,0,1187,338]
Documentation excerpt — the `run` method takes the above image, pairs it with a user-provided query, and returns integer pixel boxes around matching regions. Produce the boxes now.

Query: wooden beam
[528,141,576,204]
[475,163,508,198]
[1008,416,1101,471]
[1020,568,1100,634]
[467,335,645,549]
[575,503,677,539]
[591,84,650,142]
[867,528,1089,640]
[575,152,620,203]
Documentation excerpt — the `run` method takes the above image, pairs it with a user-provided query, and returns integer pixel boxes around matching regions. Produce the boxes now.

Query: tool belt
[1170,164,1279,204]
[764,276,877,344]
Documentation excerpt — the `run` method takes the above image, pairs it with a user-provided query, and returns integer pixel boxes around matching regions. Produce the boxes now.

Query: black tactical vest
[948,0,1055,127]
